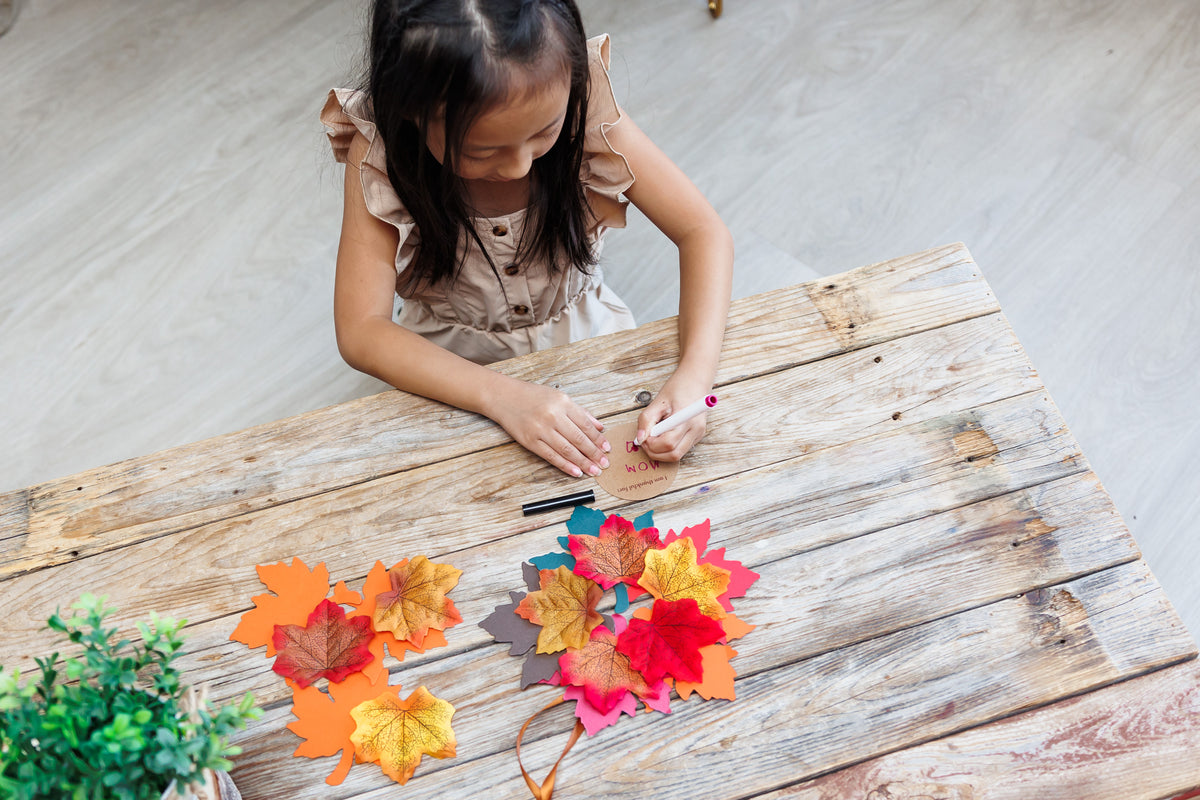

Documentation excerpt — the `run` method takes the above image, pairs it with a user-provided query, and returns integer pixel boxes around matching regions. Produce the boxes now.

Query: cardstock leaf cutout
[272,599,375,688]
[230,558,332,656]
[563,684,637,735]
[522,561,543,592]
[639,536,732,618]
[350,686,457,785]
[287,669,403,785]
[558,623,650,715]
[522,652,563,688]
[615,598,725,684]
[594,420,679,500]
[640,679,672,715]
[569,514,661,591]
[331,580,362,606]
[530,551,575,572]
[566,504,607,540]
[480,591,540,656]
[371,556,463,648]
[700,548,759,612]
[675,645,738,701]
[720,614,756,643]
[515,566,603,654]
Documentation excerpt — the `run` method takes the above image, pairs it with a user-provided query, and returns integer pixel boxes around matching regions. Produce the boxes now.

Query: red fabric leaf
[568,515,661,590]
[558,624,650,715]
[615,598,725,684]
[272,599,375,688]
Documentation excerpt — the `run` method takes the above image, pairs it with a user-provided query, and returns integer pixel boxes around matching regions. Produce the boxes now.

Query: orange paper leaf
[230,558,332,656]
[287,670,404,786]
[514,566,604,653]
[639,537,731,618]
[675,644,738,701]
[350,686,457,785]
[371,556,463,648]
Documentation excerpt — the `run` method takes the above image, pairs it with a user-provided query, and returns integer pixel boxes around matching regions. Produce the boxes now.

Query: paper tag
[593,421,679,501]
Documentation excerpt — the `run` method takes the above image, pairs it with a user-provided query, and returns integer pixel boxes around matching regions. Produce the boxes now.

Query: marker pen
[635,394,718,446]
[521,489,595,516]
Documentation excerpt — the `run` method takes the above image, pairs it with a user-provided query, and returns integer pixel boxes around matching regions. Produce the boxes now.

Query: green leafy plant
[0,594,260,800]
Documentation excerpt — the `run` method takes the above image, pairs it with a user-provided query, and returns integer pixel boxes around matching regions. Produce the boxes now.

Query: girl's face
[426,76,570,183]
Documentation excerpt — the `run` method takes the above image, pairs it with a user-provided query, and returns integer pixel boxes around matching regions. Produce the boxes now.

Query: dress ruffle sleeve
[581,34,636,236]
[320,88,420,276]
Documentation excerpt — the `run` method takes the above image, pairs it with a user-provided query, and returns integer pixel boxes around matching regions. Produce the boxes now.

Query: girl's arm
[605,113,734,461]
[333,135,611,479]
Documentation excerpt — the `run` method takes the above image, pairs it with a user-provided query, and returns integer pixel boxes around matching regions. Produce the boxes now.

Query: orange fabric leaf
[286,669,404,786]
[558,624,651,715]
[350,686,457,785]
[514,566,604,653]
[568,514,661,590]
[271,599,375,688]
[348,561,451,681]
[230,558,332,656]
[639,536,731,618]
[675,645,739,701]
[370,556,463,648]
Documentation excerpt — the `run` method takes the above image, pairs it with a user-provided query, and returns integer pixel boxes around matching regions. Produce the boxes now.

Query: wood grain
[2,0,1197,642]
[761,659,1200,800]
[227,561,1194,797]
[0,244,991,574]
[0,364,1072,676]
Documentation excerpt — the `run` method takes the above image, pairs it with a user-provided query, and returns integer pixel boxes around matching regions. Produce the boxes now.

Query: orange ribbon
[515,696,586,800]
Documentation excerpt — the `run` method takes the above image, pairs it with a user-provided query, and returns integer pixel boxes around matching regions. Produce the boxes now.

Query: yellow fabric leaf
[350,686,457,785]
[639,537,731,618]
[514,566,604,653]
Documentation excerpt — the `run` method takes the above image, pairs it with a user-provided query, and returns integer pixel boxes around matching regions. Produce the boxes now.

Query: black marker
[521,489,595,516]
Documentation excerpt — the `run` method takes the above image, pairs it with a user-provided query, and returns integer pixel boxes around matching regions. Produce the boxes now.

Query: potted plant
[0,593,260,800]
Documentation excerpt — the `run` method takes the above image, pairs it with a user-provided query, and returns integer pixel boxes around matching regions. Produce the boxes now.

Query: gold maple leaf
[638,536,731,618]
[514,565,603,653]
[371,556,463,647]
[350,686,457,785]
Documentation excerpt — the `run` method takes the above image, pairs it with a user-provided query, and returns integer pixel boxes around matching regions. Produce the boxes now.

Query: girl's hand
[486,378,611,478]
[635,374,714,463]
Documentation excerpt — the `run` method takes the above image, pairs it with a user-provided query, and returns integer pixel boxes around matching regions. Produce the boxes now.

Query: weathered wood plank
[758,659,1200,800]
[229,561,1194,798]
[0,306,1034,580]
[0,244,994,572]
[0,373,1077,677]
[216,470,1140,792]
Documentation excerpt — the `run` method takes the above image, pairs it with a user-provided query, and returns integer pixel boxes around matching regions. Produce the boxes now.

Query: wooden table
[3,243,1199,799]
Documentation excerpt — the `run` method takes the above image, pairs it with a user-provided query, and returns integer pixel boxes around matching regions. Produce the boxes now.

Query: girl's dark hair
[367,0,596,294]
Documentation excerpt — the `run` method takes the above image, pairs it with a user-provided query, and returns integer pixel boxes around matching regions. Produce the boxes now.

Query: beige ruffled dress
[320,34,638,365]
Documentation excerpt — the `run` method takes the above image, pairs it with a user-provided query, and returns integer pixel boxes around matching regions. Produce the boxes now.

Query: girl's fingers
[559,406,607,467]
[534,437,585,478]
[641,416,705,462]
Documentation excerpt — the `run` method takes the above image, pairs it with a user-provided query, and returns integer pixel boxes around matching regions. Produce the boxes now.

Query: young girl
[322,0,733,479]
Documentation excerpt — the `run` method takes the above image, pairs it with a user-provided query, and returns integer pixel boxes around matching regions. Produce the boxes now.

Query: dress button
[513,304,530,315]
[492,224,508,236]
[504,264,519,276]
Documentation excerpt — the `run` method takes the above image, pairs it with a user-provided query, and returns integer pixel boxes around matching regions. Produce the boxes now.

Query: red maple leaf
[568,515,661,591]
[615,598,725,684]
[558,624,650,715]
[272,599,375,688]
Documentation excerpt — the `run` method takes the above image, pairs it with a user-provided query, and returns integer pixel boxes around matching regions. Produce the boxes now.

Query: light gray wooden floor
[2,0,1197,636]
